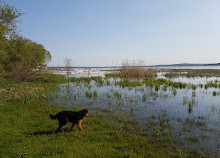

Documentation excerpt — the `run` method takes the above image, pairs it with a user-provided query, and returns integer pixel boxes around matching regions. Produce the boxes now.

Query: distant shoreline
[48,63,220,70]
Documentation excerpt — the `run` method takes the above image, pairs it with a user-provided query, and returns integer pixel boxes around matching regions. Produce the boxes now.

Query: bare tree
[64,57,72,78]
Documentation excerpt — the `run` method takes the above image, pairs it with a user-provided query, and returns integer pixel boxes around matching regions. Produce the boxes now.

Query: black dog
[50,108,89,131]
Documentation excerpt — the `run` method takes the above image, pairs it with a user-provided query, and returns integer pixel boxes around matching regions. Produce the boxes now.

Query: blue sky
[5,0,220,66]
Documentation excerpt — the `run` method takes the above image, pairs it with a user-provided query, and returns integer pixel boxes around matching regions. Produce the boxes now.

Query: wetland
[52,68,220,157]
[1,68,220,157]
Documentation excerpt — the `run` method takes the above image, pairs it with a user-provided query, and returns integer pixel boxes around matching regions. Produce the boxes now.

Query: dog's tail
[50,114,57,120]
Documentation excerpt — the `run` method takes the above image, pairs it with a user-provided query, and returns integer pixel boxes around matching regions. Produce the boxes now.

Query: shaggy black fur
[50,108,89,131]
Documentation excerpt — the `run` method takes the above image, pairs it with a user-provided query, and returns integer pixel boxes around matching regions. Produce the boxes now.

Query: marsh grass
[164,69,220,78]
[85,91,93,98]
[187,135,199,143]
[188,101,194,109]
[212,91,217,96]
[70,77,103,85]
[129,104,136,111]
[113,91,122,99]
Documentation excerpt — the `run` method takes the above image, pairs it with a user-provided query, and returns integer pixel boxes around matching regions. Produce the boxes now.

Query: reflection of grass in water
[173,88,177,96]
[213,91,217,96]
[129,104,136,111]
[187,135,199,143]
[162,85,167,91]
[85,91,92,98]
[106,91,111,98]
[199,84,203,88]
[74,94,76,100]
[183,96,188,105]
[188,101,193,109]
[192,91,196,97]
[184,118,206,127]
[205,81,219,89]
[158,112,169,127]
[154,85,160,91]
[106,80,110,86]
[142,93,147,102]
[93,90,97,97]
[113,91,122,99]
[211,104,220,113]
[192,84,197,90]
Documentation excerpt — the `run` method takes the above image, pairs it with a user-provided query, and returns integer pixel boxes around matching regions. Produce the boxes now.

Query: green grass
[0,101,208,158]
[0,75,209,158]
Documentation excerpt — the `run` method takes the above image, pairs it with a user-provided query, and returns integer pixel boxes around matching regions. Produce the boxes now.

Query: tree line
[0,0,51,72]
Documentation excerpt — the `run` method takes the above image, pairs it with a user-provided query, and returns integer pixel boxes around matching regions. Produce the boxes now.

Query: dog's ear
[83,108,89,117]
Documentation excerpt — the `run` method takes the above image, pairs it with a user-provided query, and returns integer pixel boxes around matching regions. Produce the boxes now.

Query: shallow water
[51,76,220,156]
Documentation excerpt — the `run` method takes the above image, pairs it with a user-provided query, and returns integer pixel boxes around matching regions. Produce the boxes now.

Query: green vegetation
[129,104,136,111]
[213,91,217,96]
[70,77,103,84]
[205,81,219,89]
[192,91,196,97]
[192,85,197,90]
[0,1,51,73]
[74,94,77,100]
[187,135,199,143]
[115,79,142,87]
[113,91,122,99]
[85,90,98,98]
[114,78,189,90]
[85,91,93,98]
[0,1,216,157]
[188,101,194,109]
[93,90,98,97]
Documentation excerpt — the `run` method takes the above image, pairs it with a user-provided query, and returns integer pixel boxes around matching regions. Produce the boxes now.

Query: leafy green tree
[6,35,51,71]
[0,1,51,72]
[0,0,21,70]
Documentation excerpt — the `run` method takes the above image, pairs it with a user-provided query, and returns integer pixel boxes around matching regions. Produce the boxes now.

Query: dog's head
[82,108,89,117]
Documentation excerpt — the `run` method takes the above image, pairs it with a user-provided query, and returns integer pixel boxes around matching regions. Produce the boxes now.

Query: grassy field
[0,73,209,157]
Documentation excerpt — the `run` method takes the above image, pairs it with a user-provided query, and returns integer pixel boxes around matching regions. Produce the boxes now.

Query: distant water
[49,65,220,70]
[151,65,220,69]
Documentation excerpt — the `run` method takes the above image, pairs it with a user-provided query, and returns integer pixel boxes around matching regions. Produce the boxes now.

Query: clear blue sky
[5,0,220,66]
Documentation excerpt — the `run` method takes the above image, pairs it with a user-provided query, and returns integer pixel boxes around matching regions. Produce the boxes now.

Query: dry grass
[120,59,157,78]
[162,69,220,78]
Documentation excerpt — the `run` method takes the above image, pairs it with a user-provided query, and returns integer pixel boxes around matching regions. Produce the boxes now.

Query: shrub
[120,59,157,78]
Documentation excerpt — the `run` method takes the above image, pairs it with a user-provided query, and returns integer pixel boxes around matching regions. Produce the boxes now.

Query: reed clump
[70,77,103,84]
[119,59,157,78]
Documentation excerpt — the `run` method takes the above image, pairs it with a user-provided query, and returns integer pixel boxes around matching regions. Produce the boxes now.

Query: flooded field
[51,70,220,156]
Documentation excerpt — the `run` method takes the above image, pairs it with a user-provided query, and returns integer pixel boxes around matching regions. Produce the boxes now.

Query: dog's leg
[71,124,76,131]
[58,124,64,131]
[58,119,66,131]
[77,120,83,131]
